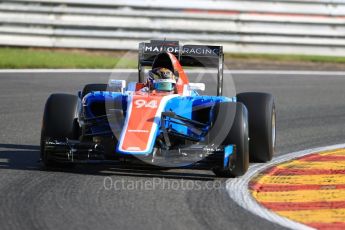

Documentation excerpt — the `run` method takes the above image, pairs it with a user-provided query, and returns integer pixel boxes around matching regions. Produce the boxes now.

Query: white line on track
[0,69,345,76]
[228,70,345,76]
[226,143,345,230]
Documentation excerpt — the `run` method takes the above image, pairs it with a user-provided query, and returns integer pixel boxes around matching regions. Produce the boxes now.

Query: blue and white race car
[40,40,276,177]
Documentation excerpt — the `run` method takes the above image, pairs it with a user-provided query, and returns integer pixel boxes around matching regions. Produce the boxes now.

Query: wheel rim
[272,107,276,149]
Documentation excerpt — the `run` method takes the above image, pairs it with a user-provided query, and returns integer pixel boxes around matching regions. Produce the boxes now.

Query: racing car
[40,40,276,177]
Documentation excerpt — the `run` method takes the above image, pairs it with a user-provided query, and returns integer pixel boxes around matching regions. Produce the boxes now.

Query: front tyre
[211,102,249,177]
[237,92,276,162]
[40,94,79,168]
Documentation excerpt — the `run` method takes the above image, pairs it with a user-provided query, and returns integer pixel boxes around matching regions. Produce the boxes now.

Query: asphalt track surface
[1,71,345,230]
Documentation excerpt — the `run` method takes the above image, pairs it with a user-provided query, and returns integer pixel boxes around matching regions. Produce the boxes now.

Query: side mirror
[108,79,126,93]
[188,83,205,91]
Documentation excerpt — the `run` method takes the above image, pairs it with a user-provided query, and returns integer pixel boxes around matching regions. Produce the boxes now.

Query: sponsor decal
[128,129,149,133]
[144,45,179,54]
[128,130,149,133]
[182,46,219,56]
[126,147,141,151]
[143,43,220,57]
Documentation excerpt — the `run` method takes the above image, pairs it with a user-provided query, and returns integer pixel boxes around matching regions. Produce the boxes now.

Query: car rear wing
[138,40,224,96]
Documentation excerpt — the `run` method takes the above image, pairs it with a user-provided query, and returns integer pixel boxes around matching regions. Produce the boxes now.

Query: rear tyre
[82,84,108,98]
[40,94,79,168]
[237,92,276,162]
[210,102,249,177]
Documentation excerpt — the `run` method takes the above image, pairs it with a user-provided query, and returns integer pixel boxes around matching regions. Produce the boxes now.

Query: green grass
[0,48,137,69]
[0,47,345,69]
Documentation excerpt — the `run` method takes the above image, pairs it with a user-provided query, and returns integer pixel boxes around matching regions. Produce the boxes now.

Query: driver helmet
[148,67,177,92]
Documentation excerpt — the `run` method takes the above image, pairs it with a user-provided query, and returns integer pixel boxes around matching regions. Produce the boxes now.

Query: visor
[153,79,176,91]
